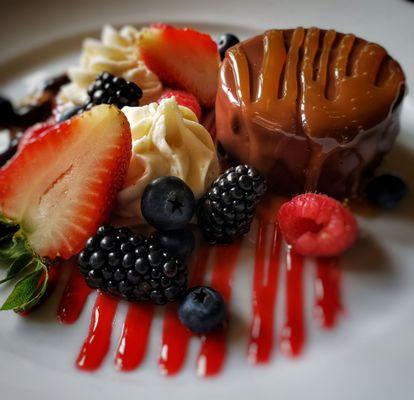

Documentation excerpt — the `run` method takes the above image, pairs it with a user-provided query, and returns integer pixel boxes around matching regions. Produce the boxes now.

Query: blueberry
[178,286,226,334]
[365,174,409,209]
[150,229,195,260]
[0,96,17,126]
[141,176,196,230]
[217,33,240,60]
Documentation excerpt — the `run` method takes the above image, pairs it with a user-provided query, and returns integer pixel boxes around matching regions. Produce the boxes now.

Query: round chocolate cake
[216,27,406,198]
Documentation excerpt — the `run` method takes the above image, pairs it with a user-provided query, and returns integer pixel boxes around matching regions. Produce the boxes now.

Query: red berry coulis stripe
[314,257,343,329]
[114,303,155,371]
[57,264,92,324]
[54,223,344,375]
[76,292,118,371]
[279,247,305,357]
[247,222,282,364]
[159,244,211,375]
[196,240,242,377]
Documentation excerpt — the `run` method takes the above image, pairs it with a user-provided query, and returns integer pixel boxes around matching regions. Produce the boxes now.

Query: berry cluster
[59,72,143,122]
[78,226,187,305]
[85,72,143,110]
[197,165,266,244]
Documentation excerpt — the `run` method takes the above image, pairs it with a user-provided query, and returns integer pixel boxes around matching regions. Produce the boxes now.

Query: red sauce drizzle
[196,241,242,377]
[279,247,305,357]
[57,265,92,324]
[159,245,211,375]
[76,292,118,371]
[247,222,282,364]
[314,257,343,329]
[114,303,154,371]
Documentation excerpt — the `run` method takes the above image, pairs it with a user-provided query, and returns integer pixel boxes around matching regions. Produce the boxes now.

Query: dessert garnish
[277,193,358,257]
[59,72,143,121]
[58,25,162,107]
[116,98,219,225]
[138,24,220,106]
[141,176,196,231]
[78,226,188,304]
[178,286,227,334]
[0,105,131,310]
[198,165,266,244]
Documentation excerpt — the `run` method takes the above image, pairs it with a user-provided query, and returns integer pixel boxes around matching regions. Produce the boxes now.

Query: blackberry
[197,165,266,244]
[78,226,188,305]
[85,72,143,110]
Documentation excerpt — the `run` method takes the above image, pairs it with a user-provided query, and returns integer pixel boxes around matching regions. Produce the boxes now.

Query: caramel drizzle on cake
[225,28,405,193]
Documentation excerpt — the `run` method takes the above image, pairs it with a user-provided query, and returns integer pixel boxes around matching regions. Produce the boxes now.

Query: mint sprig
[0,216,49,312]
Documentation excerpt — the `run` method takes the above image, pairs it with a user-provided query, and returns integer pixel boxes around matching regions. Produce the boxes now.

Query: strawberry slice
[0,105,131,311]
[139,25,220,107]
[18,122,53,151]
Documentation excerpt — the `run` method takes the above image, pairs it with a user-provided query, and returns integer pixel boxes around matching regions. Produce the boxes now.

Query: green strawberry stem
[0,214,49,312]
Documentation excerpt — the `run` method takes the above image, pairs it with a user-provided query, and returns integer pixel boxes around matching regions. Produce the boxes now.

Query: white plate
[1,1,414,399]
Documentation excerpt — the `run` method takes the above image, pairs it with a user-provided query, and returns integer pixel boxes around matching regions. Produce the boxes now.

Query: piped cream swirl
[58,25,162,106]
[115,98,220,225]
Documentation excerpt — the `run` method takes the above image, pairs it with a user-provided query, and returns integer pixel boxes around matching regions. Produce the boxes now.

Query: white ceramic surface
[0,1,414,399]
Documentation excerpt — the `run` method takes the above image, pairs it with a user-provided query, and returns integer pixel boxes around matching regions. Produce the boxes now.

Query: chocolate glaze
[215,28,405,198]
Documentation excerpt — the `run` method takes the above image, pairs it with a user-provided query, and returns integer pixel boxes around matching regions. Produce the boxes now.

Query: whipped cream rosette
[116,97,220,225]
[58,25,162,107]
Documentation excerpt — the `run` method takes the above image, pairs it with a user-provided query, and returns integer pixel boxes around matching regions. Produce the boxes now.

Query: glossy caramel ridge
[216,28,405,198]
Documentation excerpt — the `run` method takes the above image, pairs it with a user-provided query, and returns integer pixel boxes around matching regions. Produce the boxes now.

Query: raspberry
[158,90,202,119]
[277,193,358,257]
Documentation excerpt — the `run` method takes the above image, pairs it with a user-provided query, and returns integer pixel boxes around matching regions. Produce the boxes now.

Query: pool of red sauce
[50,195,345,376]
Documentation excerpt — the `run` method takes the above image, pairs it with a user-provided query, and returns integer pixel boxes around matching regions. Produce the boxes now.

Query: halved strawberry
[18,122,53,151]
[0,105,131,311]
[139,25,220,107]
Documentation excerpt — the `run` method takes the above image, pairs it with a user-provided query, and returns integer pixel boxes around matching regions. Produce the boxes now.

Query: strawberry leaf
[0,253,33,284]
[1,266,45,311]
[0,215,49,312]
[14,260,49,313]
